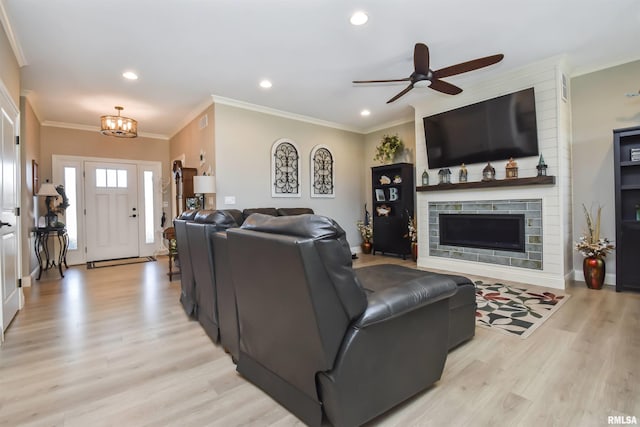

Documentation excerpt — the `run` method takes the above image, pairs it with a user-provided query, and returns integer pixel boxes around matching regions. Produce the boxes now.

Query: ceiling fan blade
[433,54,504,79]
[414,43,430,75]
[352,78,411,84]
[429,79,463,95]
[386,84,414,103]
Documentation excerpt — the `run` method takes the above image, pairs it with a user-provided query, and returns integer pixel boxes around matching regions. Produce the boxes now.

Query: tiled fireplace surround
[428,199,543,270]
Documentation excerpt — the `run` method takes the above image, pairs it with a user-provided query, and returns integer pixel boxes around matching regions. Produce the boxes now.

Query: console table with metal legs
[35,227,69,280]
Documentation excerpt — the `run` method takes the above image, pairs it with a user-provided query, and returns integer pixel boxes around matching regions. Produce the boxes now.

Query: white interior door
[85,162,139,262]
[1,90,19,339]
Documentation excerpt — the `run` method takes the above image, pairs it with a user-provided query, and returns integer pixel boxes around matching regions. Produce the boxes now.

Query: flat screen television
[423,87,539,169]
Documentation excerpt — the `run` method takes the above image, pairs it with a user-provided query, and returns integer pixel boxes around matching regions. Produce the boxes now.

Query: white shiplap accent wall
[411,56,572,289]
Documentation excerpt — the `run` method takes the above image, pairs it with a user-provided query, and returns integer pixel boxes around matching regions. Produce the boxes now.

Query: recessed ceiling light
[122,71,138,80]
[350,11,368,26]
[259,79,272,89]
[361,109,371,117]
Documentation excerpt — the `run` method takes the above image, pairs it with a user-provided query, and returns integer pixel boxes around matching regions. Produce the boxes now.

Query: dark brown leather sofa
[174,207,313,352]
[226,213,468,426]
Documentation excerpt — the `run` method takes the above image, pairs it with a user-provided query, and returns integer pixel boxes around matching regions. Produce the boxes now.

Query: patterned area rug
[475,281,569,338]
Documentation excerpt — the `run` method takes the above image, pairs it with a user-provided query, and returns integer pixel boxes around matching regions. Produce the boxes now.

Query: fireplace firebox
[439,213,526,252]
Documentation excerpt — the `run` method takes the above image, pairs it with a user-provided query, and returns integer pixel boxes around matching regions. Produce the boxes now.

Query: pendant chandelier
[100,106,138,138]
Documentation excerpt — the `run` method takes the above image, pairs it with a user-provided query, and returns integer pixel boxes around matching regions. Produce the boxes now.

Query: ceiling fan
[353,43,504,104]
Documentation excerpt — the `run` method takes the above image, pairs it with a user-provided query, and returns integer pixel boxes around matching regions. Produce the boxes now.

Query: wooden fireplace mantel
[416,175,555,192]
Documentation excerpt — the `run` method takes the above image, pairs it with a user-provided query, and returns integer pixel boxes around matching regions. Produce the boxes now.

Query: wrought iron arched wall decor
[271,139,301,197]
[310,145,335,198]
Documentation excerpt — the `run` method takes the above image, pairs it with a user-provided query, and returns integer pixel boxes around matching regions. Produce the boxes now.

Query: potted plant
[356,220,373,254]
[575,204,615,289]
[374,134,404,164]
[405,215,417,261]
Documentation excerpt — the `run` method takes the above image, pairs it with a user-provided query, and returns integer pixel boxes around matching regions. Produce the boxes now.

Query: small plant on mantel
[374,134,404,164]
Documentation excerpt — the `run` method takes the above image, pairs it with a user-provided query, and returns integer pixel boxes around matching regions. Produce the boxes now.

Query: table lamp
[37,180,60,227]
[193,175,216,210]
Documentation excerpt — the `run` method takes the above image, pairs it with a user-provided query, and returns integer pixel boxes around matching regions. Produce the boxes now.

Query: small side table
[163,227,180,280]
[35,226,69,280]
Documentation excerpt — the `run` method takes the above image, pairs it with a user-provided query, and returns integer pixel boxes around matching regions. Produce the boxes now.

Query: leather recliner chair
[227,214,460,427]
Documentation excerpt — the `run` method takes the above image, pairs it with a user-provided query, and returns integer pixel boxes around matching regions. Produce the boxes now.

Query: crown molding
[361,117,415,135]
[42,120,169,140]
[212,95,364,134]
[168,97,215,139]
[0,0,27,66]
[20,90,43,123]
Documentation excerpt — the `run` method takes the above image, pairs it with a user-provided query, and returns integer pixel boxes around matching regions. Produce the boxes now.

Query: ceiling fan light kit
[100,106,138,138]
[353,43,504,103]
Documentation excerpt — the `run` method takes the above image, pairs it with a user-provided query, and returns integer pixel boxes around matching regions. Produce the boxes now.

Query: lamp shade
[37,182,59,197]
[193,175,216,194]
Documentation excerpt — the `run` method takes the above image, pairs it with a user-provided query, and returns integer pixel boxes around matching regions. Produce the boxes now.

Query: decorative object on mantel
[373,134,404,164]
[421,170,429,186]
[393,175,403,184]
[356,219,373,254]
[482,162,496,181]
[575,204,615,290]
[536,154,548,176]
[379,175,391,185]
[438,168,451,184]
[459,163,468,183]
[376,204,391,216]
[505,158,518,179]
[100,106,137,138]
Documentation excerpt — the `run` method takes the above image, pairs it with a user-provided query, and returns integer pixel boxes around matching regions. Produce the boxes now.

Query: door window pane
[96,168,106,187]
[64,167,78,250]
[117,169,127,188]
[143,171,154,244]
[106,169,117,187]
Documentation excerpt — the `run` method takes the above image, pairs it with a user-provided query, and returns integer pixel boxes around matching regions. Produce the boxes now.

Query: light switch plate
[224,196,236,205]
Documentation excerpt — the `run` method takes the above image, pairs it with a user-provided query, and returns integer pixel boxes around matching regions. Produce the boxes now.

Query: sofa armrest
[355,277,457,328]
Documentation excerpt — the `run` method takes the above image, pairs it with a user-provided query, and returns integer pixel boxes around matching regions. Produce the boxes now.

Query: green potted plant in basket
[374,134,404,164]
[575,204,615,289]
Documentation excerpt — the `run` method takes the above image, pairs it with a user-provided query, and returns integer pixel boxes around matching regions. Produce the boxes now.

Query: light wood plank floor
[1,255,638,427]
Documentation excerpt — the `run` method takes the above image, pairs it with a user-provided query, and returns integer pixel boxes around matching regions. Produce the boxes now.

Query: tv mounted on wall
[423,87,539,169]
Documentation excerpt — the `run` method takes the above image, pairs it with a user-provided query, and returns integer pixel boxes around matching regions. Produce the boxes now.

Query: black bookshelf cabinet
[613,126,640,292]
[371,163,414,258]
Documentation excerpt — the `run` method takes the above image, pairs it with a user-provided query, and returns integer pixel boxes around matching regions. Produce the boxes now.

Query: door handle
[0,221,10,228]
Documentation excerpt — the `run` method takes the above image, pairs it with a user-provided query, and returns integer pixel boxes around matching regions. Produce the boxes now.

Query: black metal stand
[35,226,69,280]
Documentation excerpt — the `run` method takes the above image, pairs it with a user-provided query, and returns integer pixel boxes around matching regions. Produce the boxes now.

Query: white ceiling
[3,0,640,138]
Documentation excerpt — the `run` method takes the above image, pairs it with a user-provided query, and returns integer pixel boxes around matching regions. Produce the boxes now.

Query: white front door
[85,162,139,262]
[1,89,20,340]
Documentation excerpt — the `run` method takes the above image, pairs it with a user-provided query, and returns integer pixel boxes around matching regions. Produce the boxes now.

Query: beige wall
[214,103,366,246]
[169,103,215,210]
[20,97,41,275]
[363,121,416,218]
[40,126,170,190]
[0,22,19,106]
[571,59,640,281]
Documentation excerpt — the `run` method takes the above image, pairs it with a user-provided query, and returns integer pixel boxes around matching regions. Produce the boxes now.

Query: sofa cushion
[241,213,341,240]
[178,209,198,221]
[277,207,315,216]
[242,208,278,222]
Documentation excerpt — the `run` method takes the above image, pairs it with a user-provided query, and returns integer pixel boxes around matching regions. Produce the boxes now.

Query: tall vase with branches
[575,204,614,289]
